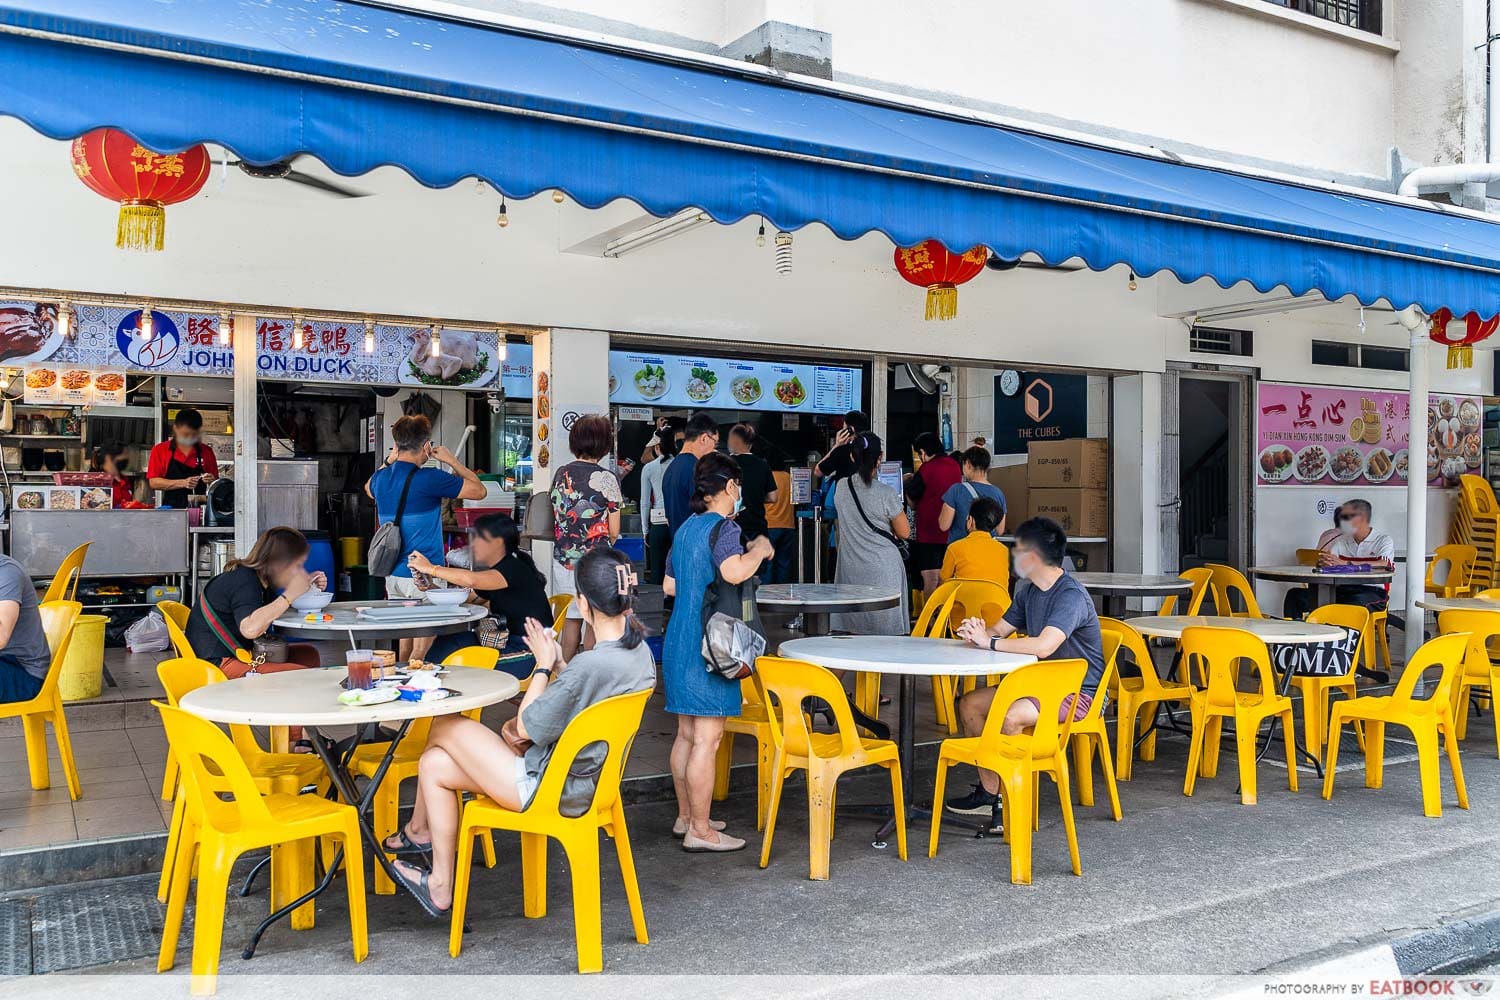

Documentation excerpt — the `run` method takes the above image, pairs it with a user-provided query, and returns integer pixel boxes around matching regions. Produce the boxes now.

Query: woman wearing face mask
[146,407,218,508]
[661,450,772,852]
[89,441,136,508]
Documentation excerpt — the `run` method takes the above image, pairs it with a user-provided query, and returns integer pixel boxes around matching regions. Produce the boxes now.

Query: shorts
[385,575,422,600]
[912,541,947,572]
[552,564,584,619]
[514,755,539,808]
[1022,690,1093,723]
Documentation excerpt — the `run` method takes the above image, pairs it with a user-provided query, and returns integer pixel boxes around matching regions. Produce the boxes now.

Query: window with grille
[1311,340,1408,371]
[1264,0,1382,34]
[1189,325,1254,357]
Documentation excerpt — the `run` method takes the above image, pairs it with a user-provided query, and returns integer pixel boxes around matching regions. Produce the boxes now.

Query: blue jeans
[768,527,796,584]
[427,631,535,678]
[0,655,43,703]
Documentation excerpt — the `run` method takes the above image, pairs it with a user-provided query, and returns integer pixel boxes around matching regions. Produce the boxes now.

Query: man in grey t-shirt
[0,556,52,703]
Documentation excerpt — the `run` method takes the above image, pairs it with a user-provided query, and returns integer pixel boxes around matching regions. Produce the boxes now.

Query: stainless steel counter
[12,508,191,578]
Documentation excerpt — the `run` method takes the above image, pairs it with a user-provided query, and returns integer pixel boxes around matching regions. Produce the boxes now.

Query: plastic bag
[125,611,171,654]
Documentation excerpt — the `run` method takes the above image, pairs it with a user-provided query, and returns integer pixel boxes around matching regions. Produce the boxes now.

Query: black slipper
[389,860,451,918]
[383,827,433,858]
[291,739,317,755]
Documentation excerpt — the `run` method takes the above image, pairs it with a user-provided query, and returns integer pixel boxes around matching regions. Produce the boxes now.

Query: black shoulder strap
[392,464,419,525]
[845,476,902,551]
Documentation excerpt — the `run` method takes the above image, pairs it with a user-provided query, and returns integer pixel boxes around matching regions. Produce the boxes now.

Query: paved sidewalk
[13,720,1500,987]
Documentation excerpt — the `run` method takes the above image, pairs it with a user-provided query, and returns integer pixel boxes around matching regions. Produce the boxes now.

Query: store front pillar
[1113,373,1163,603]
[232,310,258,556]
[1402,310,1431,656]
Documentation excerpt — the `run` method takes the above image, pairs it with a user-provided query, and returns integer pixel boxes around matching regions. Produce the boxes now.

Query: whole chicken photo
[406,327,486,384]
[0,304,57,362]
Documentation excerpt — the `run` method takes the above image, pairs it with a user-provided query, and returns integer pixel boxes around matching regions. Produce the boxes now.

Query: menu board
[1255,383,1481,489]
[23,364,127,405]
[607,350,862,415]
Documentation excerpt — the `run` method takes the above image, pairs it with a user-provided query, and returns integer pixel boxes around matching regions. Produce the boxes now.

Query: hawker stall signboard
[607,350,862,415]
[0,301,503,389]
[1255,382,1481,489]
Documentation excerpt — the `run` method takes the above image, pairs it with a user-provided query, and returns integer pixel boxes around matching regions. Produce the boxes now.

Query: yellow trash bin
[58,614,108,702]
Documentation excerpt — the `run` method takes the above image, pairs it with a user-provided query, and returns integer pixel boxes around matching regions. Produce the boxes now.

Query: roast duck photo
[407,327,484,383]
[0,303,60,361]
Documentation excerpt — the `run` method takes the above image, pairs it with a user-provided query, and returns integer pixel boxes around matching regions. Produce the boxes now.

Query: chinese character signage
[1256,382,1480,488]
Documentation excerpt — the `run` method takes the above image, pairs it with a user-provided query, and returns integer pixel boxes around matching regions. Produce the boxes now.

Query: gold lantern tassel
[117,201,166,252]
[925,283,959,321]
[1448,343,1473,370]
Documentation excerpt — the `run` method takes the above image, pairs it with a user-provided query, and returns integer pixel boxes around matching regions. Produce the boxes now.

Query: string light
[475,178,486,195]
[429,323,442,359]
[552,189,565,204]
[756,219,766,248]
[496,197,509,228]
[56,300,71,340]
[218,309,232,346]
[494,327,508,360]
[774,231,793,275]
[1128,270,1138,292]
[139,303,154,341]
[364,318,375,354]
[292,312,304,350]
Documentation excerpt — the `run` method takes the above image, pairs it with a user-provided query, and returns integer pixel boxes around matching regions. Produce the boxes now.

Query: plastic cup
[345,649,375,691]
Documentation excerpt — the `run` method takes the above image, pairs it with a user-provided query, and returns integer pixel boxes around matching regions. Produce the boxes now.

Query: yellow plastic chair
[854,580,959,723]
[712,677,780,830]
[1204,564,1267,619]
[353,646,500,895]
[1446,608,1500,753]
[448,687,652,973]
[154,702,367,995]
[1294,548,1322,567]
[1157,567,1212,617]
[928,659,1088,885]
[1180,626,1297,806]
[757,656,907,880]
[1426,544,1479,599]
[941,579,1015,701]
[1290,605,1370,754]
[154,657,326,906]
[1066,633,1122,820]
[1366,606,1393,675]
[1324,630,1470,818]
[548,594,573,634]
[41,543,89,604]
[0,601,82,800]
[158,600,196,659]
[1100,617,1193,781]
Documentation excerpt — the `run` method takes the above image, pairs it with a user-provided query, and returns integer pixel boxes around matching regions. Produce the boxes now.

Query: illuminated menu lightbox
[607,350,862,415]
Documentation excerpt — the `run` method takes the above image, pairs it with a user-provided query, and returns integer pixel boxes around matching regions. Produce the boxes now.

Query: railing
[1265,0,1382,33]
[1179,433,1230,562]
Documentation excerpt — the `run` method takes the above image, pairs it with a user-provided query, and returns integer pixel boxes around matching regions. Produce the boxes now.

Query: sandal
[290,739,317,755]
[383,827,433,858]
[389,860,451,918]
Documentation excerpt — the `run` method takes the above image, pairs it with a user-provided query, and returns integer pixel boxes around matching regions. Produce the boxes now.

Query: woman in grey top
[385,546,656,917]
[831,433,910,635]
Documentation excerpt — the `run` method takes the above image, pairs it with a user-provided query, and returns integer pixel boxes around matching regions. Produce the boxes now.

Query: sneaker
[987,800,1004,834]
[945,783,999,815]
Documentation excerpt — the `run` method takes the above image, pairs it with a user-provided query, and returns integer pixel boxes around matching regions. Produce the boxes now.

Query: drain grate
[0,899,31,975]
[31,885,165,973]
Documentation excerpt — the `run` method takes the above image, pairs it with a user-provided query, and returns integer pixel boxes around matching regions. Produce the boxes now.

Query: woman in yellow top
[941,497,1009,591]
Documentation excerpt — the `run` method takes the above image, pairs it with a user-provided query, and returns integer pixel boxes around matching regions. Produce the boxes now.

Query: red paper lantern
[69,129,210,252]
[1428,307,1500,370]
[893,240,989,321]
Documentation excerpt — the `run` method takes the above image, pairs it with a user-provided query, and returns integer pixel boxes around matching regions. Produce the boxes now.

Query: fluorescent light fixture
[602,209,714,258]
[1180,295,1332,325]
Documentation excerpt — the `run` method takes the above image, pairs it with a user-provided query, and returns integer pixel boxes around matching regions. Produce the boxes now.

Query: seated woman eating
[385,545,656,916]
[407,512,552,678]
[184,526,324,678]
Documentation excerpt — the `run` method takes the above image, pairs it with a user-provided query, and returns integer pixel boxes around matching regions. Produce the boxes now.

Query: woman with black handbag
[832,433,911,635]
[662,451,773,853]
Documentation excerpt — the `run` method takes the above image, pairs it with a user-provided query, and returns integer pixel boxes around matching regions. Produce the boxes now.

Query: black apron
[161,443,206,509]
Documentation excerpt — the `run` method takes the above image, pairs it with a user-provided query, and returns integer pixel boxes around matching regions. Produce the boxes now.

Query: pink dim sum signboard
[1255,382,1480,489]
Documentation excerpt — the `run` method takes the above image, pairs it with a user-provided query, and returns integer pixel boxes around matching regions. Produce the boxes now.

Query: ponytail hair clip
[615,563,638,596]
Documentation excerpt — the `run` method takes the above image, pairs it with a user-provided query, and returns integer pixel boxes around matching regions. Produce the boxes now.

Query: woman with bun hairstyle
[661,450,773,852]
[385,545,656,916]
[832,432,910,635]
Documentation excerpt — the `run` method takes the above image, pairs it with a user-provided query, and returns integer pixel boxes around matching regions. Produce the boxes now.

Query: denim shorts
[514,755,539,807]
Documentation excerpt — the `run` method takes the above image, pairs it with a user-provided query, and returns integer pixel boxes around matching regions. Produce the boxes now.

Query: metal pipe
[1400,305,1429,659]
[1398,163,1500,198]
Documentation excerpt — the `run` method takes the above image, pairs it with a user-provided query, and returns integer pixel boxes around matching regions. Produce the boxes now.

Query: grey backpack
[367,465,418,577]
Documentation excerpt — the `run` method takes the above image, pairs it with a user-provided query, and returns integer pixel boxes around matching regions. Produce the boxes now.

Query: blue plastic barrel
[304,530,336,586]
[613,536,646,562]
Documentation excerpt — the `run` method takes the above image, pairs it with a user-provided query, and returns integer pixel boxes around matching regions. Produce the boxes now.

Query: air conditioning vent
[1190,325,1253,357]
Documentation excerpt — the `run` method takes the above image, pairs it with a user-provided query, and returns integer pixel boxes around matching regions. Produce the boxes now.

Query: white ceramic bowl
[290,590,334,612]
[424,587,471,607]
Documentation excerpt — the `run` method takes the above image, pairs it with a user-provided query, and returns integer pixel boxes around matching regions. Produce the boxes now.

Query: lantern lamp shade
[69,128,210,252]
[1428,307,1500,370]
[893,240,989,320]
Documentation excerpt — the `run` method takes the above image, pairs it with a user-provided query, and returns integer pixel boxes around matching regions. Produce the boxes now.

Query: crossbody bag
[845,476,910,560]
[367,464,419,577]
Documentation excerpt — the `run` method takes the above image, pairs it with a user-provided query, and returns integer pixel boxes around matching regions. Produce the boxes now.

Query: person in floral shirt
[550,413,622,656]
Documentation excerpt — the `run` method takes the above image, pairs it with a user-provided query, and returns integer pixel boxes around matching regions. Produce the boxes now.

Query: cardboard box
[1028,438,1109,489]
[986,463,1029,529]
[1028,488,1108,538]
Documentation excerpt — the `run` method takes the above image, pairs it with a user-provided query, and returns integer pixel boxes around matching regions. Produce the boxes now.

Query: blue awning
[1,0,1498,314]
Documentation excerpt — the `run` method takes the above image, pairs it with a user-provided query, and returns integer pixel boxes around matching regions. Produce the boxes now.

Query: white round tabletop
[779,636,1036,677]
[273,601,487,641]
[178,665,520,728]
[1417,596,1500,613]
[1128,615,1345,644]
[1072,573,1194,594]
[756,584,901,611]
[1250,565,1394,585]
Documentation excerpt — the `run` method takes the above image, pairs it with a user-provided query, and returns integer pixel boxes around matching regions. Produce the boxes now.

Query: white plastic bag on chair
[125,611,171,654]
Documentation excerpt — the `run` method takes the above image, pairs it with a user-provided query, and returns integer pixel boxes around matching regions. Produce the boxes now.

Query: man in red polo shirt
[147,408,219,508]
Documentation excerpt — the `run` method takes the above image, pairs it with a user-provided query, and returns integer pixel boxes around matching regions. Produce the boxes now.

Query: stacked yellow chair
[929,659,1089,884]
[1447,607,1500,753]
[1292,605,1370,754]
[1180,626,1297,806]
[155,703,367,995]
[1453,474,1499,592]
[40,543,89,604]
[1324,629,1469,817]
[1100,617,1194,780]
[1066,632,1123,820]
[1203,564,1268,619]
[0,601,83,799]
[757,656,907,880]
[712,676,780,830]
[449,688,651,973]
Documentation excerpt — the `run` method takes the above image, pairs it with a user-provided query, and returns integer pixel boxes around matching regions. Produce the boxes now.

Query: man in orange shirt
[940,497,1009,592]
[764,454,796,583]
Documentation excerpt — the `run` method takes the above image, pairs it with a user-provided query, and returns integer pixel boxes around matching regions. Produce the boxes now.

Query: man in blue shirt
[662,412,720,534]
[366,414,485,659]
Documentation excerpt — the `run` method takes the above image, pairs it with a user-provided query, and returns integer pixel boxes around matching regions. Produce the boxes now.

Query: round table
[756,584,901,637]
[179,665,519,951]
[1417,596,1500,614]
[1249,565,1393,611]
[1071,573,1193,619]
[272,600,487,647]
[1129,615,1345,644]
[779,636,1035,836]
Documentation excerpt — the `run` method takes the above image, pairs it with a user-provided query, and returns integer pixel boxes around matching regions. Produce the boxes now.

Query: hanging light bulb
[292,313,304,350]
[494,327,508,360]
[218,309,232,346]
[774,231,793,275]
[552,189,565,204]
[756,219,766,248]
[429,323,442,360]
[474,178,486,195]
[496,197,509,228]
[139,303,154,341]
[56,300,72,341]
[1128,270,1138,292]
[363,318,376,354]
